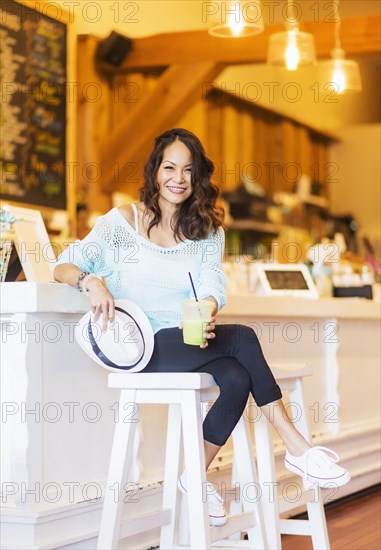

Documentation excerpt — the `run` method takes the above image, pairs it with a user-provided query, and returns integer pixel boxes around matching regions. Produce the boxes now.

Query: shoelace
[304,446,340,472]
[205,482,224,504]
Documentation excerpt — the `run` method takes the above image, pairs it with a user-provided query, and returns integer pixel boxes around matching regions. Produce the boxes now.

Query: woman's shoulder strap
[130,203,139,234]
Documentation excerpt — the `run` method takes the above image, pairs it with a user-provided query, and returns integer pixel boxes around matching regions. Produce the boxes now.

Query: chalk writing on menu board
[0,0,67,209]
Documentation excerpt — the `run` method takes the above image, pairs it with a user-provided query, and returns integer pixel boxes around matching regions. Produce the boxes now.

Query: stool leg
[288,378,311,442]
[289,380,330,550]
[160,403,182,549]
[307,497,330,550]
[254,413,282,550]
[180,390,211,549]
[178,483,190,547]
[232,417,268,550]
[229,455,241,539]
[97,389,137,550]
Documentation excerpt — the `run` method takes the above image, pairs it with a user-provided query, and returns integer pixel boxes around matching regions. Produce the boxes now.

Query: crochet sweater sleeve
[56,214,114,277]
[195,227,227,311]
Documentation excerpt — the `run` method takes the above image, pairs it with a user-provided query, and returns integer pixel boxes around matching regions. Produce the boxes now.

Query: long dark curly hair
[140,128,224,241]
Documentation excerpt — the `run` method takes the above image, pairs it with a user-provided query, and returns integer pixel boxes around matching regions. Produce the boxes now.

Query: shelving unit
[227,219,284,235]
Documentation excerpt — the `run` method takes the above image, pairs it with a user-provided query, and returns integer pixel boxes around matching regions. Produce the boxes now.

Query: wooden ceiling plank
[110,15,380,70]
[100,62,223,192]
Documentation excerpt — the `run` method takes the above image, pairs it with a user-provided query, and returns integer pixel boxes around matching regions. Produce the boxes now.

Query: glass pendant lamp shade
[208,1,264,38]
[267,28,317,70]
[319,50,362,94]
[317,0,362,94]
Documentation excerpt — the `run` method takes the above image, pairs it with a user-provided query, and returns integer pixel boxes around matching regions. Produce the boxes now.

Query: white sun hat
[75,299,154,373]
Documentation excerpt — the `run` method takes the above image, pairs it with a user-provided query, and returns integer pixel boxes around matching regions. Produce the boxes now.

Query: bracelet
[76,272,90,292]
[80,273,104,293]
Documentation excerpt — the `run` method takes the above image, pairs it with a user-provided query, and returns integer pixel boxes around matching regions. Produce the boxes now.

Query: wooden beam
[100,62,223,192]
[114,15,380,70]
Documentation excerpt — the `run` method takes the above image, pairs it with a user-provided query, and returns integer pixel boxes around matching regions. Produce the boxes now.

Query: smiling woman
[54,127,350,527]
[141,128,224,242]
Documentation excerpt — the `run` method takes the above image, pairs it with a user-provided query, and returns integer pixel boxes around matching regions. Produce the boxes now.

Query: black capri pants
[144,324,282,446]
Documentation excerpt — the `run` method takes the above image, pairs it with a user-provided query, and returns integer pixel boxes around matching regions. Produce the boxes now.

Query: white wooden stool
[97,372,268,550]
[253,363,330,550]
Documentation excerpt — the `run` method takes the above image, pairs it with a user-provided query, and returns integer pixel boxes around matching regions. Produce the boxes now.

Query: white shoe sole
[285,459,351,488]
[177,478,227,526]
[209,515,228,527]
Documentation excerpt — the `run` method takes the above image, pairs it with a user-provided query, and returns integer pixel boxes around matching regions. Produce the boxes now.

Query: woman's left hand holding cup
[200,315,216,349]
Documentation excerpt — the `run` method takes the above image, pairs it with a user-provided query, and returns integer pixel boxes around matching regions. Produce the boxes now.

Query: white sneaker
[285,446,351,487]
[178,472,227,526]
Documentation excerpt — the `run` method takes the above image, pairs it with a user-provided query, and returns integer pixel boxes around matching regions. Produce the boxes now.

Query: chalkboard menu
[0,0,67,209]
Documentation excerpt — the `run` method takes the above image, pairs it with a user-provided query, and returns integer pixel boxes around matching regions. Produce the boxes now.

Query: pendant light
[267,0,316,70]
[208,1,264,38]
[318,0,362,93]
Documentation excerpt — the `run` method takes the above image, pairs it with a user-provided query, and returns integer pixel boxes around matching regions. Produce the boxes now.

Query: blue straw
[188,272,199,302]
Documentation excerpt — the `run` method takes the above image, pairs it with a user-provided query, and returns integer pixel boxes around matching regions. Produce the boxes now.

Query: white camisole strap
[130,203,139,235]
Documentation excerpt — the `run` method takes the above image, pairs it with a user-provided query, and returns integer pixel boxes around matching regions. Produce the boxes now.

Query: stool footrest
[279,518,312,536]
[211,541,253,548]
[278,488,315,514]
[119,508,172,539]
[210,512,256,542]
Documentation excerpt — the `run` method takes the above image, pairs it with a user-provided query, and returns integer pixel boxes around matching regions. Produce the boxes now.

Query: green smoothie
[183,319,208,346]
[182,299,214,346]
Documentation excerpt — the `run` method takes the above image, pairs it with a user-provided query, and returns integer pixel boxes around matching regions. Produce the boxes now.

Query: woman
[54,128,350,526]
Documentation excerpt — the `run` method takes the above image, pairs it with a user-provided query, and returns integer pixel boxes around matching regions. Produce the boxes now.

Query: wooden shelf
[226,220,284,235]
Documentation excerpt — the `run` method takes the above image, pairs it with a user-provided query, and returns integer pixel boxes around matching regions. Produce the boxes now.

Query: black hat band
[87,306,145,370]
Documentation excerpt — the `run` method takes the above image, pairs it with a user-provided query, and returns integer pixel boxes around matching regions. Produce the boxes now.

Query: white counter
[1,283,380,549]
[2,283,378,319]
[0,282,89,314]
[221,293,380,320]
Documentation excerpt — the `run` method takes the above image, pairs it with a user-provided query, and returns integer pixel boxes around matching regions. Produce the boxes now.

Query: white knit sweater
[57,207,227,333]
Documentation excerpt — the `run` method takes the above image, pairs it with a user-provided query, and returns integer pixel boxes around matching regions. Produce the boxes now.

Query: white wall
[329,124,381,253]
[217,59,381,132]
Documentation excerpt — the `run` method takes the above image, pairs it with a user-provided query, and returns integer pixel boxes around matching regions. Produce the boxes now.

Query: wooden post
[77,36,112,236]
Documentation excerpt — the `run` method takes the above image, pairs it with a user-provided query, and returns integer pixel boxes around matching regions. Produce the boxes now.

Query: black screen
[265,270,309,290]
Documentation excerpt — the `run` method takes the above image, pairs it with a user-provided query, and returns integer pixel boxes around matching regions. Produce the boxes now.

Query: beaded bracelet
[81,273,103,293]
[76,272,90,292]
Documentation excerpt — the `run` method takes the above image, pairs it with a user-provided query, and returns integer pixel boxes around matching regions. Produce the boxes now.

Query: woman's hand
[200,316,216,349]
[86,278,115,332]
[200,297,217,349]
[53,265,115,332]
[178,315,216,349]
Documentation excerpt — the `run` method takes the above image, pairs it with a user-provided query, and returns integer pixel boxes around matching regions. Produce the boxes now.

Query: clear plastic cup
[182,299,214,346]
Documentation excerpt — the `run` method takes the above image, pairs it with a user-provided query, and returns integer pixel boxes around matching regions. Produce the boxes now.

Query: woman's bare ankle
[285,440,311,456]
